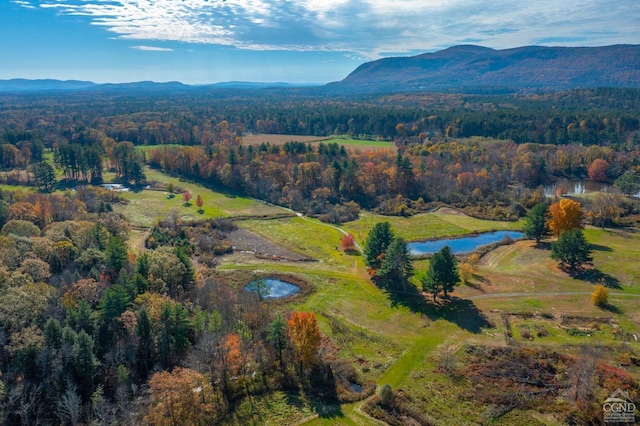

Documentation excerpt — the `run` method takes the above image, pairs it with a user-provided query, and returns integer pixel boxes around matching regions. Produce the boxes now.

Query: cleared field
[221,207,640,425]
[113,167,288,227]
[242,134,395,151]
[343,209,521,244]
[241,134,330,145]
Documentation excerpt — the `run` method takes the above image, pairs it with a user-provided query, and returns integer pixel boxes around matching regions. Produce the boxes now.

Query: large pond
[408,231,524,255]
[244,278,300,299]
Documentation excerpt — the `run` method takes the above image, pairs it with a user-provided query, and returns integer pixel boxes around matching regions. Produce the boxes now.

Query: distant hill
[0,79,97,92]
[0,79,318,93]
[327,44,640,93]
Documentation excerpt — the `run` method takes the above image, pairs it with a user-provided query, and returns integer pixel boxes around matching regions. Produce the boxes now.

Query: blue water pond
[408,231,524,255]
[245,278,300,299]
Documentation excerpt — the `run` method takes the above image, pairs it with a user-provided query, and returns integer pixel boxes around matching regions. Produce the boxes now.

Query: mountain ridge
[329,44,640,93]
[2,44,640,94]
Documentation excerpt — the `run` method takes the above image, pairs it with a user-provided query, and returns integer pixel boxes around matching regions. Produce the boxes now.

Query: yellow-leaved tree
[548,199,584,236]
[288,311,321,373]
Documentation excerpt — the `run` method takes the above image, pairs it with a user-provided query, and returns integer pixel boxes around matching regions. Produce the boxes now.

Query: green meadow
[11,165,640,424]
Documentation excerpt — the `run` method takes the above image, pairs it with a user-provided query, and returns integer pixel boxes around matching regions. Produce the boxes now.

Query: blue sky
[2,0,639,84]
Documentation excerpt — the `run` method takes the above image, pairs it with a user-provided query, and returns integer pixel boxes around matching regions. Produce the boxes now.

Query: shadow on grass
[534,241,552,250]
[388,291,492,334]
[283,388,345,421]
[600,303,622,314]
[464,280,484,291]
[574,268,621,289]
[590,243,613,252]
[471,273,490,285]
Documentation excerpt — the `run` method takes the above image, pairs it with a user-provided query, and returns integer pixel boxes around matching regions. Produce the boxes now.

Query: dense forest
[0,87,640,423]
[1,88,639,222]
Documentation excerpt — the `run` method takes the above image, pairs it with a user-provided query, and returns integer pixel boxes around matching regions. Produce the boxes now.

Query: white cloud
[34,0,640,57]
[131,45,174,52]
[12,0,36,9]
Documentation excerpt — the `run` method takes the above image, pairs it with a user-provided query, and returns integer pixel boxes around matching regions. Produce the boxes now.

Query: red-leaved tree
[182,190,192,205]
[341,233,356,251]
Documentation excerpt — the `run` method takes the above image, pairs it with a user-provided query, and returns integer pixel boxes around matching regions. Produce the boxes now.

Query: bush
[591,285,608,307]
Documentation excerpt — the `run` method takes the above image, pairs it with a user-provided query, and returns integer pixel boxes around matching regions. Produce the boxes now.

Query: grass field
[10,162,639,424]
[241,134,395,152]
[217,203,640,425]
[112,167,287,227]
[343,208,522,243]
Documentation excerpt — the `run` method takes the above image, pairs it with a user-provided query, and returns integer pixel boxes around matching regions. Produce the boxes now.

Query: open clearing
[113,167,288,228]
[241,134,396,151]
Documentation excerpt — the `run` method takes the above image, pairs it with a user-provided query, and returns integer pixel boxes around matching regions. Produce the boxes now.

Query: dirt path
[292,212,364,253]
[468,291,640,300]
[254,199,364,253]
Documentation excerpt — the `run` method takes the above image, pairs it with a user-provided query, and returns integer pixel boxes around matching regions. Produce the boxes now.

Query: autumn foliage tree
[287,311,321,373]
[145,367,224,425]
[340,233,356,252]
[195,194,204,213]
[587,159,609,182]
[182,190,192,206]
[548,199,584,237]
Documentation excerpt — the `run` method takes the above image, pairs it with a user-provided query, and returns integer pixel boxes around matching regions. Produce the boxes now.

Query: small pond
[245,278,300,299]
[542,180,611,197]
[408,231,524,255]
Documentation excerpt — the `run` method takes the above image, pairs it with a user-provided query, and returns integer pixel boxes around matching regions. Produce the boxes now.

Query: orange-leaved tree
[288,311,321,373]
[548,199,584,236]
[195,194,204,212]
[145,367,224,425]
[221,333,243,378]
[341,233,356,251]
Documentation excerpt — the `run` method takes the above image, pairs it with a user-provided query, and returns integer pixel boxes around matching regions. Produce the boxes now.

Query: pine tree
[421,246,459,302]
[523,202,549,243]
[363,222,394,272]
[378,237,414,292]
[267,313,288,367]
[551,228,592,270]
[136,307,153,379]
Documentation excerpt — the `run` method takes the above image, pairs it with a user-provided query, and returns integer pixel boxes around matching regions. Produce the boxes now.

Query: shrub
[591,285,608,307]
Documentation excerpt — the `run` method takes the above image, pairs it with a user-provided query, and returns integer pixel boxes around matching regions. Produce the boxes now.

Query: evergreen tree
[551,228,592,270]
[523,202,549,243]
[364,221,394,271]
[31,161,56,192]
[104,236,128,276]
[72,330,99,402]
[267,313,288,367]
[614,170,639,196]
[377,237,414,292]
[136,307,153,379]
[421,246,459,302]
